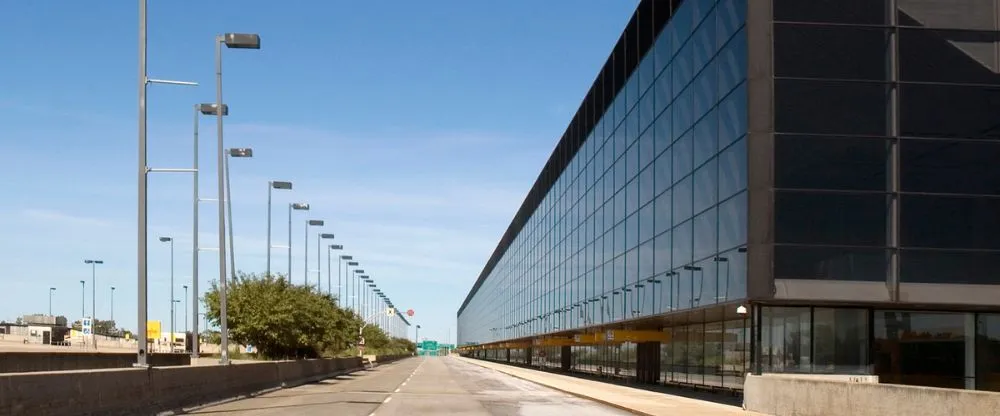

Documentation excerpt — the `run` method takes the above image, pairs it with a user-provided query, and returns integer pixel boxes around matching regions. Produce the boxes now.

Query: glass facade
[459,0,748,348]
[772,0,1000,284]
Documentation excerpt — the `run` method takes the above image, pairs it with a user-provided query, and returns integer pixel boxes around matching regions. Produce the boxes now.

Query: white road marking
[383,397,392,403]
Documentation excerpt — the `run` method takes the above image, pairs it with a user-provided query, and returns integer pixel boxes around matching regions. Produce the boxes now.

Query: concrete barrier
[0,356,362,415]
[743,374,1000,416]
[0,352,190,373]
[373,354,411,364]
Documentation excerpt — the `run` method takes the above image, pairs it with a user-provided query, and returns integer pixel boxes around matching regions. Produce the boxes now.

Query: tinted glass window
[899,28,1000,84]
[775,135,888,191]
[901,195,1000,250]
[775,24,889,80]
[897,0,1000,30]
[775,246,887,281]
[900,83,1000,139]
[775,192,887,246]
[901,249,1000,284]
[776,79,889,136]
[901,139,1000,195]
[774,0,887,24]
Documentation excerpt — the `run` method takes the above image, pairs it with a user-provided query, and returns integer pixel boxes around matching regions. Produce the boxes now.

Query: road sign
[386,307,395,317]
[81,317,92,336]
[406,309,414,317]
[146,320,162,341]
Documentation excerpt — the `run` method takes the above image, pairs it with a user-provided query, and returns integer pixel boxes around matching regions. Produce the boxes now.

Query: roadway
[191,356,630,416]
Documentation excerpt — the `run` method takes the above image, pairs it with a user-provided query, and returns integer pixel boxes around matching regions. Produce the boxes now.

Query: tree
[71,319,119,336]
[203,273,358,359]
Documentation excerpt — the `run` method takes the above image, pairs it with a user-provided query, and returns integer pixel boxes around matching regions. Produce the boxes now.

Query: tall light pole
[216,31,261,366]
[110,286,116,322]
[79,280,85,320]
[288,203,309,281]
[48,287,56,317]
[327,245,343,296]
[159,237,174,343]
[183,285,189,334]
[84,259,103,349]
[266,181,293,277]
[339,255,353,305]
[346,261,359,311]
[354,268,365,312]
[192,102,227,359]
[138,0,199,366]
[317,234,335,292]
[304,220,324,286]
[416,324,421,346]
[225,147,253,280]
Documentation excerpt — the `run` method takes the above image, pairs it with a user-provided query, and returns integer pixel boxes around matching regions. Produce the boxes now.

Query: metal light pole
[183,285,189,334]
[193,102,227,359]
[266,181,292,277]
[79,280,85,320]
[304,220,324,286]
[110,286,116,322]
[416,324,421,346]
[288,203,309,281]
[49,287,56,316]
[317,234,335,292]
[84,259,103,349]
[340,255,353,305]
[138,0,199,366]
[159,237,174,343]
[216,32,261,366]
[328,245,343,296]
[225,147,253,281]
[353,268,365,312]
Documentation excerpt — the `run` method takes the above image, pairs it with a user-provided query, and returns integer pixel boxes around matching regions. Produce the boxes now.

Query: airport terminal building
[457,0,1000,392]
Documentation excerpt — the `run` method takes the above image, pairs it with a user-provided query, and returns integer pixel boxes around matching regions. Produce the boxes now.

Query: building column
[637,342,661,383]
[526,347,532,366]
[506,348,511,362]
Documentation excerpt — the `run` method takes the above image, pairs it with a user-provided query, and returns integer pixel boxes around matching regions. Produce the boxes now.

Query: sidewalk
[457,357,767,416]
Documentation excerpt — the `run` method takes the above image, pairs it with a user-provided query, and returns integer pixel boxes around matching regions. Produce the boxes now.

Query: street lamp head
[50,287,56,291]
[183,285,188,290]
[111,286,115,291]
[158,237,172,242]
[84,259,103,264]
[271,181,292,190]
[228,148,253,157]
[330,244,344,250]
[223,33,261,49]
[737,305,748,316]
[307,219,324,226]
[79,280,85,284]
[319,233,335,239]
[198,103,228,116]
[347,261,359,266]
[354,269,364,274]
[291,202,310,210]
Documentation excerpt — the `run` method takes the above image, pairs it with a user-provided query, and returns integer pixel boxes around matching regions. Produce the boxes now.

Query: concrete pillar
[506,348,511,362]
[965,313,976,390]
[636,342,661,383]
[526,347,532,366]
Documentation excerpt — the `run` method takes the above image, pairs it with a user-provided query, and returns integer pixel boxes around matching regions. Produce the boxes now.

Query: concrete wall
[0,356,364,416]
[744,374,1000,416]
[0,352,190,373]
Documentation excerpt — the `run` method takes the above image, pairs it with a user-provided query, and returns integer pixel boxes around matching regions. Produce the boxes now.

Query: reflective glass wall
[772,0,1000,284]
[459,0,749,346]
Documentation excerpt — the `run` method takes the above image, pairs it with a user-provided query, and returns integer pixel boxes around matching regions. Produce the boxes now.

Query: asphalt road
[191,356,630,416]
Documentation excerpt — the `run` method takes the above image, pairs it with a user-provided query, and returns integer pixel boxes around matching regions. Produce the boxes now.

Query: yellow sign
[147,320,162,341]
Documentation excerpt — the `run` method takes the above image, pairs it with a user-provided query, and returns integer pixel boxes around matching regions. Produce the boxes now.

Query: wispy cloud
[20,208,113,228]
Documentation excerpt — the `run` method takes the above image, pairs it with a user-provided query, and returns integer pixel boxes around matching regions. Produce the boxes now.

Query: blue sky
[0,1,638,344]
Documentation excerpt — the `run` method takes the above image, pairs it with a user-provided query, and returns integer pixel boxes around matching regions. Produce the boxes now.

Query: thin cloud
[20,208,113,228]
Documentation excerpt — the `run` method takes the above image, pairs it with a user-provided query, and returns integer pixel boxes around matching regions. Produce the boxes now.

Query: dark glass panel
[693,207,718,261]
[655,189,672,236]
[639,164,655,208]
[901,249,1000,284]
[900,83,1000,139]
[899,28,1000,84]
[775,135,888,191]
[654,150,672,197]
[718,82,747,149]
[775,245,887,281]
[813,308,871,374]
[654,106,673,157]
[897,0,1000,30]
[639,128,655,171]
[774,24,888,81]
[717,0,746,49]
[692,8,718,72]
[693,158,718,215]
[654,230,672,276]
[901,139,1000,195]
[674,175,694,226]
[673,88,694,140]
[977,314,1000,392]
[774,0,887,25]
[874,311,967,389]
[775,192,887,246]
[639,201,655,244]
[775,79,889,136]
[673,130,694,183]
[901,195,1000,250]
[717,28,747,100]
[694,108,719,168]
[760,307,812,373]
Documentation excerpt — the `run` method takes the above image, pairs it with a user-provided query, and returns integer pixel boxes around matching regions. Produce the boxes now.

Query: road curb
[456,357,655,416]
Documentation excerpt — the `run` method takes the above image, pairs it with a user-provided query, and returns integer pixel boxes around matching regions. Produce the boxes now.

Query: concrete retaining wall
[0,356,363,415]
[0,352,190,373]
[744,374,1000,416]
[373,354,412,364]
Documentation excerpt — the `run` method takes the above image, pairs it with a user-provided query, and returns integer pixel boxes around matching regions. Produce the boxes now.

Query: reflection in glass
[874,311,968,389]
